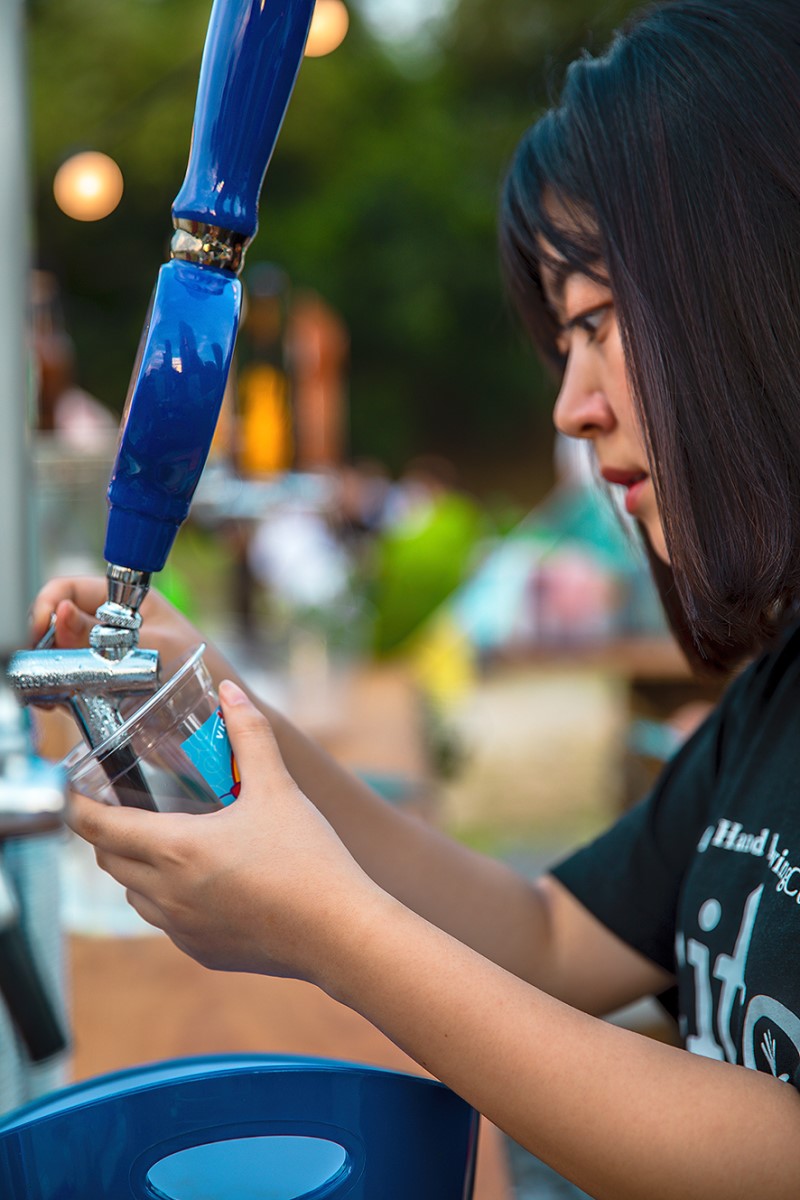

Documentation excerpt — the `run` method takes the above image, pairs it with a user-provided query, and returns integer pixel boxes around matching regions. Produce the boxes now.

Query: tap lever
[34,614,57,652]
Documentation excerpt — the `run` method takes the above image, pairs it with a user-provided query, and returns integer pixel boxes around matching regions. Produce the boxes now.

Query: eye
[557,301,614,357]
[574,307,608,339]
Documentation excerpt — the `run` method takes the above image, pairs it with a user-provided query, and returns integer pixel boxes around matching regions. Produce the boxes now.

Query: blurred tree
[27,0,638,499]
[28,0,208,413]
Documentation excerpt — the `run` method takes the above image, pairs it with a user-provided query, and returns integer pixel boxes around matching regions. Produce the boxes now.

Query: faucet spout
[89,565,153,661]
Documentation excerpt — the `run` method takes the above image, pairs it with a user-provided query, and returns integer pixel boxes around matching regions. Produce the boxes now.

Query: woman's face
[541,263,669,563]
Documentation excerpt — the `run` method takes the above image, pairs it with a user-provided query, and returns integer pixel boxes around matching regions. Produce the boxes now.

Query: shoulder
[701,616,800,773]
[728,617,800,711]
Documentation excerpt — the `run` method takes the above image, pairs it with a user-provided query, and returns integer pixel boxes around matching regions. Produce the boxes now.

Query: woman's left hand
[68,680,380,987]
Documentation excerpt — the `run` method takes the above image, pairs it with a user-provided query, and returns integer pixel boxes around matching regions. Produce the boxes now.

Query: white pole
[0,0,36,655]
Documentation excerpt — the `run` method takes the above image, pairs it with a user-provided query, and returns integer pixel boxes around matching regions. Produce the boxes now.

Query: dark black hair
[500,0,800,673]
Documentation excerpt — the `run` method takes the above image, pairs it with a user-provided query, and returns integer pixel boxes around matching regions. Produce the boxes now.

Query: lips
[600,466,649,516]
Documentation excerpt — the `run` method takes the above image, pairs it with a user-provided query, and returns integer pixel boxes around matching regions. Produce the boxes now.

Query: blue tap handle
[174,0,315,236]
[105,261,240,573]
[104,0,315,574]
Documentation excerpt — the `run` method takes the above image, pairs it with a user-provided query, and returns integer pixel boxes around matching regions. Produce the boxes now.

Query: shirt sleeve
[549,659,755,973]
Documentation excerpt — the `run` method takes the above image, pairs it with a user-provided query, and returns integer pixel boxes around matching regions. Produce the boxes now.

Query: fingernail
[219,679,248,706]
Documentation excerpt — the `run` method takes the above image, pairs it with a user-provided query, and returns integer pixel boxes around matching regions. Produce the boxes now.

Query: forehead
[538,248,572,309]
[538,233,611,310]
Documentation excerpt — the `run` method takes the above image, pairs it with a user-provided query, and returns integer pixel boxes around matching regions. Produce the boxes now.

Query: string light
[53,151,124,222]
[305,0,349,57]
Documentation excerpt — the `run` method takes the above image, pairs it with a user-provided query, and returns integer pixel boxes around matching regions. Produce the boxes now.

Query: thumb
[218,680,289,789]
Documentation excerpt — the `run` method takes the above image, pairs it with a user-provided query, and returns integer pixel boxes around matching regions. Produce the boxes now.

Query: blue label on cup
[181,709,240,806]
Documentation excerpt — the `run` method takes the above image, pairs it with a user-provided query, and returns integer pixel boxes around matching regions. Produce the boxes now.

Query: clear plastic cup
[63,645,240,814]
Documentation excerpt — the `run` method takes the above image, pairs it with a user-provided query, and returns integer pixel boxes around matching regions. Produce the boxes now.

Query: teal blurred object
[448,476,667,654]
[0,695,69,1115]
[0,1055,479,1199]
[0,834,68,1115]
[628,718,683,762]
[356,769,430,807]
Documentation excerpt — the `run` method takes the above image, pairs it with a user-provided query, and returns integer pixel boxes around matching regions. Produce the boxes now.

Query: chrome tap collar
[105,566,151,615]
[170,218,247,274]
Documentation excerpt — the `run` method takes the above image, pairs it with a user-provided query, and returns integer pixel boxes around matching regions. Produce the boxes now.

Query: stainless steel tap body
[7,646,160,750]
[7,566,160,752]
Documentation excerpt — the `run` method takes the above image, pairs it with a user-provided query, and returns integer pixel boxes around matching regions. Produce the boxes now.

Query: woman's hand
[68,680,380,987]
[30,575,231,683]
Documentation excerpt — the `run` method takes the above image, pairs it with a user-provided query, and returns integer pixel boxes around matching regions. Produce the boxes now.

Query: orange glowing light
[305,0,349,57]
[53,152,124,222]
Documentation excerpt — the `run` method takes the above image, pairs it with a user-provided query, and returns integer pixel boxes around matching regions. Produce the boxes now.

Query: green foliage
[371,489,486,654]
[28,0,639,494]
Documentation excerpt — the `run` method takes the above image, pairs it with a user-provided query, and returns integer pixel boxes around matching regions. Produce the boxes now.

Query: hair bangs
[500,108,605,374]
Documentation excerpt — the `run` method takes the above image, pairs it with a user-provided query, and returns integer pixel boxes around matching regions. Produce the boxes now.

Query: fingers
[218,680,289,791]
[30,577,105,646]
[124,889,168,933]
[95,846,159,896]
[68,790,163,863]
[53,600,95,649]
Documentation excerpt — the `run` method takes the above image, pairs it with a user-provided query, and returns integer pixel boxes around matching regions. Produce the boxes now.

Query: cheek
[610,363,645,448]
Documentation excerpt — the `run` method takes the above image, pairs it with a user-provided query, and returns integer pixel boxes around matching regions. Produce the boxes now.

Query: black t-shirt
[552,622,800,1089]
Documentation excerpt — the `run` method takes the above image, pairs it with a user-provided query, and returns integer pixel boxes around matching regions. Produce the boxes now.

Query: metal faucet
[7,566,161,809]
[6,0,316,807]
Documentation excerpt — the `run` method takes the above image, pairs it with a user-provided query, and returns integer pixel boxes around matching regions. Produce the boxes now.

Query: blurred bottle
[237,264,294,477]
[288,290,348,470]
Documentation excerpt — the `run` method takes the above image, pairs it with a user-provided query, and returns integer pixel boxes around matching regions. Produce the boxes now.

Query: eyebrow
[539,257,574,310]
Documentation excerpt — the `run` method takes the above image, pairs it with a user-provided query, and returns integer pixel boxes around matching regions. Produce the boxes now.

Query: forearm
[240,672,552,982]
[325,890,800,1200]
[203,639,661,1012]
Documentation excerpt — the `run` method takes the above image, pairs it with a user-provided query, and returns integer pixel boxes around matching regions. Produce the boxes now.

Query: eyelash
[573,310,606,340]
[554,303,611,360]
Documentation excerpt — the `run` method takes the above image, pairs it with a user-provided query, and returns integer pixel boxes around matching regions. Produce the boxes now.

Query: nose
[553,352,615,441]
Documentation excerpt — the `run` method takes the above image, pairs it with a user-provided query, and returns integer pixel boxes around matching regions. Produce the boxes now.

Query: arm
[69,685,800,1200]
[33,577,668,1012]
[333,892,800,1200]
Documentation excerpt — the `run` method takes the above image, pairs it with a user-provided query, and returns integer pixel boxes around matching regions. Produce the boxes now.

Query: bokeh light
[53,151,124,222]
[305,0,349,57]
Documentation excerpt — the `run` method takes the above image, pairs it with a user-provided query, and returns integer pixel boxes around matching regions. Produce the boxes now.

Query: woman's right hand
[30,576,232,683]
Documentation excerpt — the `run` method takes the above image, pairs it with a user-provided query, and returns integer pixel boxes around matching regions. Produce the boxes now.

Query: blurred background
[10,2,725,1196]
[29,0,639,492]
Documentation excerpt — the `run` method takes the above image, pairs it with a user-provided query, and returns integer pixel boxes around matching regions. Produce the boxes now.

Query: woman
[33,2,800,1195]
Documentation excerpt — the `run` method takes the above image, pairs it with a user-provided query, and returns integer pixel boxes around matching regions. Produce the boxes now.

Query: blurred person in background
[31,270,116,450]
[330,457,392,565]
[36,3,800,1196]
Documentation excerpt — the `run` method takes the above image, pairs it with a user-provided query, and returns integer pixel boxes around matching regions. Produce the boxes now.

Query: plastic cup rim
[62,641,208,777]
